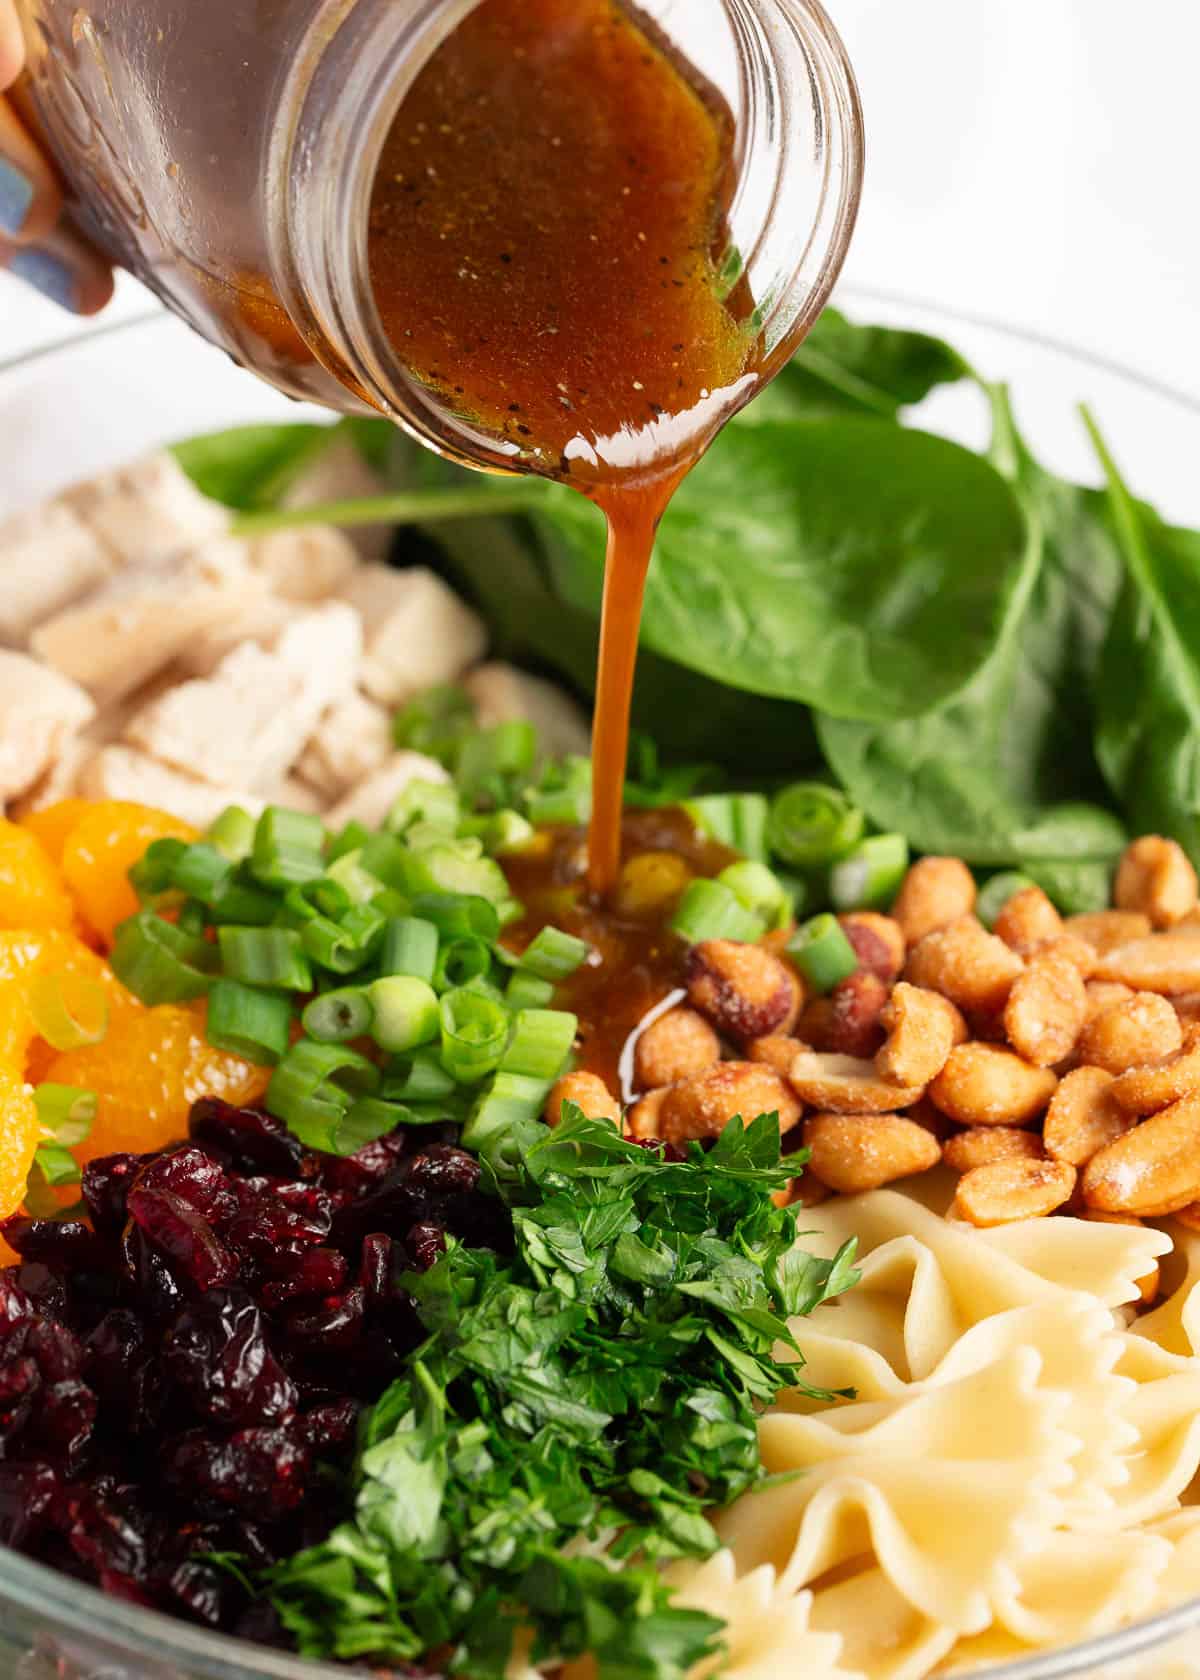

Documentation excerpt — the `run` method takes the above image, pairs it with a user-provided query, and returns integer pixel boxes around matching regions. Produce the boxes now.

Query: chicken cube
[0,652,95,803]
[326,751,450,830]
[464,663,591,760]
[249,525,359,601]
[340,565,486,706]
[296,691,393,802]
[77,746,267,828]
[0,500,115,646]
[62,452,232,563]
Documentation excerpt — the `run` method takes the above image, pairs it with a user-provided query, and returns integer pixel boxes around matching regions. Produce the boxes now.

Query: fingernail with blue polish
[0,157,35,237]
[8,245,78,311]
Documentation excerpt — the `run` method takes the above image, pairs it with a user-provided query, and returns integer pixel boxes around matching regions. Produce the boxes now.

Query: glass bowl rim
[1,285,1199,1680]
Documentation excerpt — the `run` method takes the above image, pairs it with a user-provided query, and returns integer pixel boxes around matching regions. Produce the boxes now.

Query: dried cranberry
[32,1380,97,1468]
[360,1233,397,1305]
[283,1286,366,1355]
[27,1319,84,1383]
[126,1188,237,1292]
[65,1484,158,1581]
[318,1133,408,1195]
[406,1224,446,1273]
[0,1461,58,1547]
[164,1558,240,1628]
[120,1225,185,1323]
[0,1274,34,1351]
[164,1426,311,1518]
[82,1153,147,1237]
[0,1219,107,1270]
[405,1146,481,1197]
[259,1247,348,1309]
[0,1355,40,1440]
[8,1262,69,1323]
[189,1098,305,1180]
[300,1397,360,1455]
[86,1309,161,1434]
[135,1147,233,1222]
[164,1290,296,1427]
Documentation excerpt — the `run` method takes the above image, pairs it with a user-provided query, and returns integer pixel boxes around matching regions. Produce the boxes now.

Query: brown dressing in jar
[369,0,768,898]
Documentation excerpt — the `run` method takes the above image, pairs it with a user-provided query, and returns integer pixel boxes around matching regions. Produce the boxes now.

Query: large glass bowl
[1,290,1199,1680]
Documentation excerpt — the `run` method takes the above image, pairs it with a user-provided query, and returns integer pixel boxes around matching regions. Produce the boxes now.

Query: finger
[0,96,63,243]
[0,222,114,314]
[0,3,23,91]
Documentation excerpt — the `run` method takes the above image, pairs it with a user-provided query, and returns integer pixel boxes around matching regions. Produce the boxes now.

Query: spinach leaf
[1088,414,1200,862]
[817,388,1126,868]
[532,418,1029,722]
[739,306,971,423]
[172,422,337,512]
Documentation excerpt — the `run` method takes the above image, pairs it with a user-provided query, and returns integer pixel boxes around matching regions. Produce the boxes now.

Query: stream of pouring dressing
[369,0,774,896]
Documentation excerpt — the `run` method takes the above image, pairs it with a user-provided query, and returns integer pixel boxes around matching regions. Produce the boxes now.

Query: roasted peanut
[891,856,977,946]
[1115,836,1199,929]
[615,851,693,918]
[953,1158,1077,1227]
[786,1165,831,1208]
[1085,980,1135,1024]
[839,912,906,982]
[686,940,797,1043]
[1111,1024,1200,1115]
[929,1043,1057,1126]
[1172,992,1200,1023]
[907,1097,955,1141]
[943,1126,1045,1173]
[627,1087,670,1141]
[994,886,1063,956]
[1065,910,1153,955]
[1043,1066,1133,1166]
[796,969,889,1059]
[875,981,966,1088]
[1082,1210,1161,1304]
[634,1006,721,1091]
[658,1061,801,1146]
[747,1034,802,1076]
[1094,936,1200,996]
[1171,1203,1200,1233]
[905,917,1024,1017]
[1082,1092,1200,1216]
[788,1050,923,1114]
[1078,991,1183,1074]
[1031,933,1097,980]
[802,1113,942,1195]
[1003,951,1088,1068]
[545,1071,621,1128]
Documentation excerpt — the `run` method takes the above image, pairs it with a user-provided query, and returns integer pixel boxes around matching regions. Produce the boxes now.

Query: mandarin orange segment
[0,928,143,1035]
[19,800,94,869]
[0,1061,40,1220]
[47,1003,269,1165]
[0,981,37,1068]
[61,803,198,944]
[0,821,76,932]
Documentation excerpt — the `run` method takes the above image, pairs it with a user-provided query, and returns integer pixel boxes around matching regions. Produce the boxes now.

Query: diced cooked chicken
[296,691,392,802]
[465,662,590,760]
[0,652,95,803]
[10,672,178,814]
[249,526,359,601]
[30,552,266,707]
[274,602,362,714]
[272,776,325,815]
[62,452,232,564]
[0,501,115,647]
[340,565,486,706]
[174,592,299,679]
[278,434,391,560]
[326,751,450,830]
[77,747,267,828]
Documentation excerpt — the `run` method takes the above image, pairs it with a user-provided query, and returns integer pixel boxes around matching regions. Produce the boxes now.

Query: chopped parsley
[260,1109,859,1680]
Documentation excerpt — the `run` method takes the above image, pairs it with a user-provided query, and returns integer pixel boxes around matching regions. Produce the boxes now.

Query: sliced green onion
[251,807,326,888]
[301,910,383,976]
[393,682,476,760]
[829,834,910,912]
[34,1084,96,1148]
[382,1048,458,1102]
[129,837,189,902]
[27,975,109,1053]
[111,911,220,1004]
[176,899,208,938]
[462,1071,551,1153]
[500,1009,577,1081]
[977,871,1038,931]
[268,1040,381,1126]
[497,897,525,930]
[219,926,313,992]
[210,873,279,926]
[32,1142,81,1189]
[456,721,537,800]
[517,926,590,982]
[788,914,859,993]
[302,986,374,1044]
[525,783,592,827]
[171,842,233,905]
[207,980,293,1065]
[768,782,864,869]
[410,893,501,943]
[458,810,536,856]
[297,878,355,921]
[717,861,793,931]
[439,986,511,1084]
[325,848,389,907]
[268,1084,349,1152]
[683,794,770,863]
[357,833,410,893]
[505,970,556,1011]
[327,820,372,865]
[402,841,510,907]
[368,977,441,1054]
[433,937,493,993]
[386,779,460,837]
[336,1097,413,1154]
[669,879,766,945]
[380,917,439,984]
[206,805,257,863]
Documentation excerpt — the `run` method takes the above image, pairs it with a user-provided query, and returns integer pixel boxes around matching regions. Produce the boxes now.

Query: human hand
[1,0,112,312]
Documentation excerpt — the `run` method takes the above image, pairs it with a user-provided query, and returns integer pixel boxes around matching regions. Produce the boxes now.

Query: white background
[1,1,1197,399]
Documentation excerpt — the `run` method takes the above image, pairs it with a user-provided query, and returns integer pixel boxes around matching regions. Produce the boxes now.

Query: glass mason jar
[13,0,864,475]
